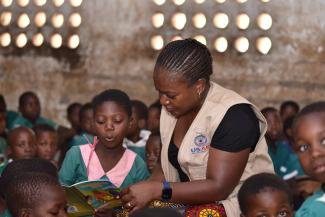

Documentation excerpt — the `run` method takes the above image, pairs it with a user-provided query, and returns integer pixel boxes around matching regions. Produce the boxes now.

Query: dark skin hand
[120,147,250,212]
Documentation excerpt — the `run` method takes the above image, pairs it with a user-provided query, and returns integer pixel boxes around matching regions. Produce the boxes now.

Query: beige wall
[0,0,324,126]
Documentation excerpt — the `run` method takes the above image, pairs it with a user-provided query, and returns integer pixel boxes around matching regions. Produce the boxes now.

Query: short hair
[7,126,35,147]
[280,100,300,115]
[131,100,148,120]
[130,208,182,217]
[33,124,56,137]
[79,102,93,120]
[5,172,61,217]
[67,102,82,116]
[19,91,38,107]
[0,158,58,199]
[261,107,277,117]
[154,38,213,85]
[238,173,293,214]
[293,101,325,130]
[92,89,132,117]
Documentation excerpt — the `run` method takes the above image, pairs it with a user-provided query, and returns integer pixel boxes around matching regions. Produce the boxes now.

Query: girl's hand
[120,181,162,213]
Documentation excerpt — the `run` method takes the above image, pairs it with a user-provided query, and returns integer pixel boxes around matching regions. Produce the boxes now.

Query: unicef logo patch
[194,134,208,147]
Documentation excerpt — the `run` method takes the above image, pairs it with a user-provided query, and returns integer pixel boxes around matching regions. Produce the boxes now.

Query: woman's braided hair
[154,38,213,85]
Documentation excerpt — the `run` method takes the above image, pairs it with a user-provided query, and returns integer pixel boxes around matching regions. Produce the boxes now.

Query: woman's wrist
[151,181,164,200]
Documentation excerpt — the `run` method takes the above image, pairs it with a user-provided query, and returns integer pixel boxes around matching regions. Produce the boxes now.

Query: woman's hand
[120,181,162,212]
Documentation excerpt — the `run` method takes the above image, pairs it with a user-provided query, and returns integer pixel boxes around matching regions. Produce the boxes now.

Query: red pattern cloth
[185,203,227,217]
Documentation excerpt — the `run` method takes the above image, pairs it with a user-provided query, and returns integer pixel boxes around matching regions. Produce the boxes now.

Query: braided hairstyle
[154,39,213,85]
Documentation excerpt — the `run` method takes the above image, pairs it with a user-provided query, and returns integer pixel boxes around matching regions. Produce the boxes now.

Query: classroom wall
[0,0,324,126]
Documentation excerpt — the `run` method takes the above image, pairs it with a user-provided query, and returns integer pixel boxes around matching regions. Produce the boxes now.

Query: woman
[121,39,274,216]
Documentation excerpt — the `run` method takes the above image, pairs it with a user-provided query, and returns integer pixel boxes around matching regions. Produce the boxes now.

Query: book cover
[64,180,122,217]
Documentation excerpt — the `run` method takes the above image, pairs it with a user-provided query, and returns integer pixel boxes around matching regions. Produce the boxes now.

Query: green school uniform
[9,115,58,130]
[69,133,94,148]
[6,111,19,130]
[59,144,149,189]
[268,140,304,179]
[295,189,325,217]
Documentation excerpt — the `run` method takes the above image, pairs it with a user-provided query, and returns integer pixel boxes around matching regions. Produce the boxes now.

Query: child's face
[281,106,297,122]
[293,113,325,182]
[68,106,81,130]
[147,107,160,132]
[94,101,130,150]
[146,136,161,171]
[29,185,67,217]
[243,190,293,217]
[265,111,283,141]
[80,109,94,135]
[127,107,140,137]
[20,95,41,122]
[0,112,6,135]
[10,130,36,160]
[36,132,58,161]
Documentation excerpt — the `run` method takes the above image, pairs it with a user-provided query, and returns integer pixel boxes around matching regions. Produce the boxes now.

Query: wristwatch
[161,181,172,201]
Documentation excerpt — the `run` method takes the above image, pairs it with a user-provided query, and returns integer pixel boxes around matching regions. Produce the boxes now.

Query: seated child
[124,100,151,160]
[0,158,58,217]
[0,127,36,174]
[292,101,325,217]
[69,103,95,148]
[33,124,58,166]
[60,89,149,189]
[5,172,67,217]
[9,91,57,130]
[238,173,294,217]
[280,100,300,122]
[145,132,161,172]
[67,102,82,133]
[147,100,162,134]
[261,107,300,179]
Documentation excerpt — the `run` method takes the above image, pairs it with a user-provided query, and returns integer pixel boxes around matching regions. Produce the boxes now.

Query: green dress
[59,144,149,189]
[295,189,325,217]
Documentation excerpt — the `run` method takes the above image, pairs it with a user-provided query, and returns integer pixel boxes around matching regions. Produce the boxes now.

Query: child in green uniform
[33,124,58,167]
[238,173,294,217]
[293,101,325,217]
[145,132,162,173]
[262,107,302,179]
[124,100,151,161]
[60,89,149,189]
[69,103,95,148]
[5,172,67,217]
[9,91,57,130]
[0,127,36,175]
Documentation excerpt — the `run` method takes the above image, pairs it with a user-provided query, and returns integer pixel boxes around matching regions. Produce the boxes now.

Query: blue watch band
[162,181,172,201]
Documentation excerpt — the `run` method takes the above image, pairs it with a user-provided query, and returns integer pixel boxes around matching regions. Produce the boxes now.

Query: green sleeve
[131,155,150,183]
[59,146,86,186]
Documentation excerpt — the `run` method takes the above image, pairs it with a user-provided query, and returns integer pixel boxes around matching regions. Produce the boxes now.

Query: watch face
[162,188,172,201]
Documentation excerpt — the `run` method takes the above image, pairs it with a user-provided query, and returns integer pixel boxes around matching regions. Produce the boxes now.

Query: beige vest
[160,82,274,217]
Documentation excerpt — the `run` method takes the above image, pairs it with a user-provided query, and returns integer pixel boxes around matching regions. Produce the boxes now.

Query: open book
[63,180,122,217]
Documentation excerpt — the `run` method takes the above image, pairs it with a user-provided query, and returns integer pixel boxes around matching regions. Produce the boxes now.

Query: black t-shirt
[168,104,260,182]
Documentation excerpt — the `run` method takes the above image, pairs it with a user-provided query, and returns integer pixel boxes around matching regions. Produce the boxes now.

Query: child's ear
[19,208,32,217]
